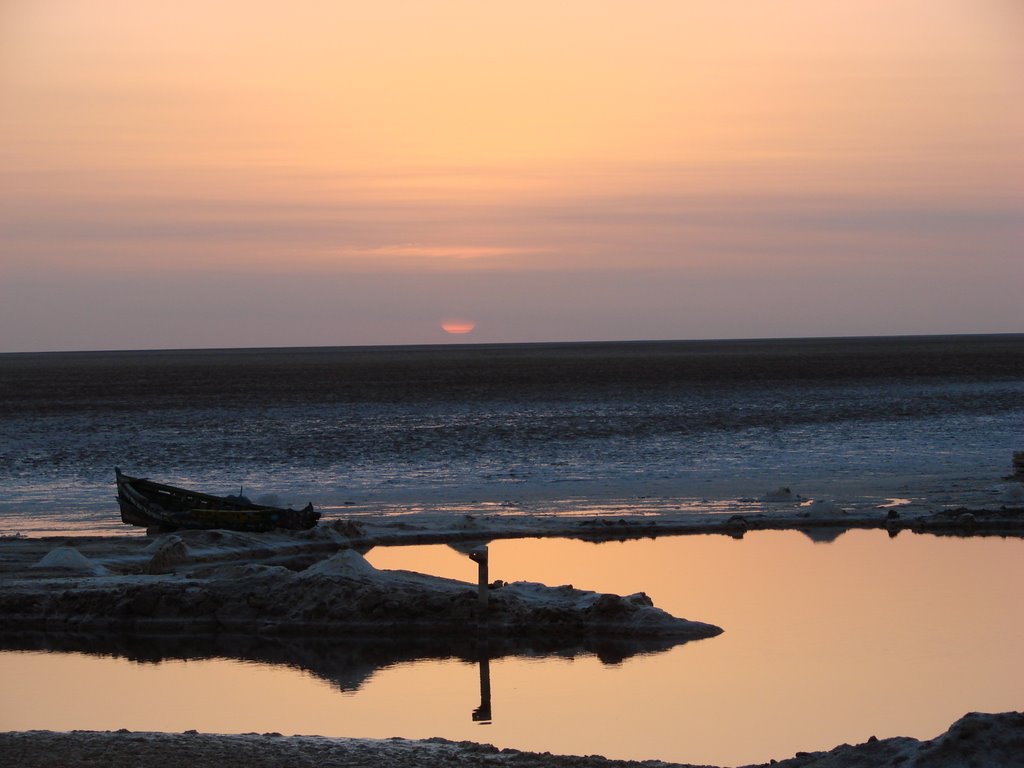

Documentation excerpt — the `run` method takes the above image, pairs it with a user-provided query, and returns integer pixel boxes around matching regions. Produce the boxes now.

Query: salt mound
[145,535,190,574]
[763,487,796,502]
[206,563,293,581]
[300,549,377,578]
[143,535,172,553]
[804,499,845,518]
[31,546,108,575]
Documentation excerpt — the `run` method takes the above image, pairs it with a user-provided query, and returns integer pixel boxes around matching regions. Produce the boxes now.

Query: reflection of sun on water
[441,319,476,334]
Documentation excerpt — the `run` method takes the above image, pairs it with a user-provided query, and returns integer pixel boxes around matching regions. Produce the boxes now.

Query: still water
[1,530,1022,765]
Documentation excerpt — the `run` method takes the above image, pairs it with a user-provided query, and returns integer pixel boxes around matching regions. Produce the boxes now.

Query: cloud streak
[2,170,1020,277]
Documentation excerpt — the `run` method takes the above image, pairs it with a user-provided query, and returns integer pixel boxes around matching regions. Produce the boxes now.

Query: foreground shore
[0,525,721,641]
[3,712,1023,767]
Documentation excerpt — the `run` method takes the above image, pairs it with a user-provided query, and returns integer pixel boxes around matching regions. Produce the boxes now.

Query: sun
[441,319,476,335]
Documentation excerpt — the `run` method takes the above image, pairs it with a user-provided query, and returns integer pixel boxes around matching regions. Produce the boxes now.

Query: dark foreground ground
[2,712,1023,768]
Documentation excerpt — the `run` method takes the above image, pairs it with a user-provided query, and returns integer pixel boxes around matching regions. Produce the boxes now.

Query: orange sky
[1,0,1022,350]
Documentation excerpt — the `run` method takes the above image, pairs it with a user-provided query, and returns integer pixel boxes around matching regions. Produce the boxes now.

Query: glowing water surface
[1,530,1022,765]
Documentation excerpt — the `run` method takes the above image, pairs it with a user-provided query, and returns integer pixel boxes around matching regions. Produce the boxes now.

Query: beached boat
[115,468,320,532]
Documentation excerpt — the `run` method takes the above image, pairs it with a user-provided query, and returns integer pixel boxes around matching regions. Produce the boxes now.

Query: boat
[115,468,320,532]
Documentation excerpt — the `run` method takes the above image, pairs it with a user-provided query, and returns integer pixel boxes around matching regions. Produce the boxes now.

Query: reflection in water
[798,526,848,544]
[0,629,684,700]
[473,653,492,724]
[1,531,1022,766]
[367,529,1024,763]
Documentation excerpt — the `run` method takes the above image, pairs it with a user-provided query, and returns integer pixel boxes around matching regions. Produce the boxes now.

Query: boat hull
[115,469,320,532]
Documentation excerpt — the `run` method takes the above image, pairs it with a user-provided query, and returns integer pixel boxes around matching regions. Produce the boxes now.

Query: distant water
[1,335,1022,534]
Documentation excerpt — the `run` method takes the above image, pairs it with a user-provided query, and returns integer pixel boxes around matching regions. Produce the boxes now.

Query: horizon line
[3,331,1023,357]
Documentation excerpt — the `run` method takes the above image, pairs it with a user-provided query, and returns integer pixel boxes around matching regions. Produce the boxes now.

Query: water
[2,531,1022,765]
[1,335,1023,534]
[3,339,1022,761]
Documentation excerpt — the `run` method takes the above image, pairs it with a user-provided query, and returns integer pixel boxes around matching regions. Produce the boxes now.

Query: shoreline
[5,470,1023,539]
[5,496,1024,542]
[0,523,723,640]
[2,504,1022,638]
[3,711,1023,767]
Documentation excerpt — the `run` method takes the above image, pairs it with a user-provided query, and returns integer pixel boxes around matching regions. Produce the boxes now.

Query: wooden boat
[115,468,320,532]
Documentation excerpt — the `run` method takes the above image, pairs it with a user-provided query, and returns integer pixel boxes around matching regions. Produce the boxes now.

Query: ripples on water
[1,336,1022,530]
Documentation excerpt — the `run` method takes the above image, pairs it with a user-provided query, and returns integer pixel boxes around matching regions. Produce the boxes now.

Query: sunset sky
[2,0,1022,351]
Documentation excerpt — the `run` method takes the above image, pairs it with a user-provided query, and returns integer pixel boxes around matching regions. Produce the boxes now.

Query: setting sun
[441,319,476,335]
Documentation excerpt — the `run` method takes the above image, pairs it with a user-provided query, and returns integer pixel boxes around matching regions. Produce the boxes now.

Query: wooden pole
[469,546,489,607]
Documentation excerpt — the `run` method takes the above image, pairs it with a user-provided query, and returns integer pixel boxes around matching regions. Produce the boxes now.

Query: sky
[1,0,1022,352]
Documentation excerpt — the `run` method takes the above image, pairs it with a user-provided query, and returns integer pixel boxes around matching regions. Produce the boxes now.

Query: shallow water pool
[1,529,1022,765]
